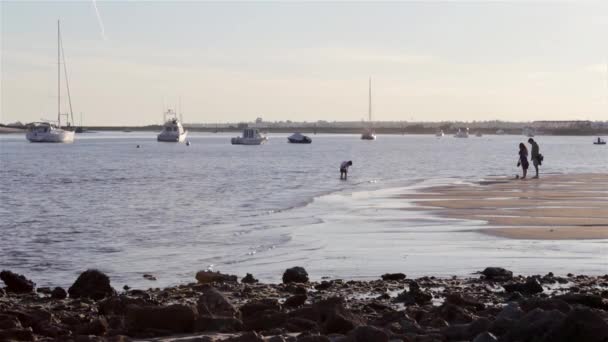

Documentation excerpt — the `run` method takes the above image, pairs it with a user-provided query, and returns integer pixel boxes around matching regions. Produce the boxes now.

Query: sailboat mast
[368,77,372,122]
[58,20,61,127]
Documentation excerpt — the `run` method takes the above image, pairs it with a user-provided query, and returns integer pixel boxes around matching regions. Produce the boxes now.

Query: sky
[1,1,607,126]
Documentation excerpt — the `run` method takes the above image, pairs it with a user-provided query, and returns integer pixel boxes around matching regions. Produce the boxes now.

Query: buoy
[136,145,140,148]
[186,140,191,146]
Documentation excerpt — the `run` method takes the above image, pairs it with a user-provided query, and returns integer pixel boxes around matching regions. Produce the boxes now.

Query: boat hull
[231,137,267,145]
[288,138,311,144]
[157,131,187,142]
[26,130,75,143]
[361,134,376,140]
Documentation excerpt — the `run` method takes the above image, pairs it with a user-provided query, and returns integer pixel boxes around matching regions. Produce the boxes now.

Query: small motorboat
[454,128,469,138]
[435,130,444,137]
[496,129,505,135]
[231,128,267,145]
[594,137,606,145]
[475,131,483,137]
[157,109,187,142]
[287,132,312,144]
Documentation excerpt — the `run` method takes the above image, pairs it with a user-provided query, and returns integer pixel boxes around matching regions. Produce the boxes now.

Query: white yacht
[435,129,444,137]
[454,128,469,138]
[26,21,75,143]
[496,129,506,135]
[231,128,267,145]
[157,109,187,142]
[361,78,376,140]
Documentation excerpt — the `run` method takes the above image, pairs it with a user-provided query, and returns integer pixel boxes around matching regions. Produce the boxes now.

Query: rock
[503,278,543,295]
[445,293,485,311]
[435,303,474,324]
[519,298,571,314]
[194,316,244,332]
[195,270,238,284]
[502,308,565,341]
[283,267,309,284]
[284,294,307,308]
[555,293,608,309]
[243,310,288,331]
[241,273,258,284]
[543,307,608,342]
[0,270,35,293]
[395,284,432,305]
[480,267,513,281]
[473,331,498,342]
[98,295,150,315]
[76,317,109,336]
[381,273,406,281]
[143,274,156,281]
[0,288,5,297]
[0,328,36,341]
[314,281,332,291]
[225,331,265,342]
[345,325,389,342]
[51,286,67,299]
[297,334,331,342]
[68,269,116,300]
[285,317,318,332]
[197,285,237,317]
[126,304,197,334]
[0,314,22,329]
[241,299,281,319]
[441,318,491,341]
[496,302,524,320]
[313,297,363,334]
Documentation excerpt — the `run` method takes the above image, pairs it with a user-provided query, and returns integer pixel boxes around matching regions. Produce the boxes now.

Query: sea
[1,132,607,289]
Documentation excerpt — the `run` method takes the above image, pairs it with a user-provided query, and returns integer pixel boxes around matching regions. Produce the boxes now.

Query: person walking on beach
[517,143,529,179]
[340,160,353,180]
[528,138,541,178]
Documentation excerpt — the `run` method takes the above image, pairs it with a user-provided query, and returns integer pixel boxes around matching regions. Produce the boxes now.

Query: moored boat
[435,129,444,137]
[287,132,311,144]
[26,21,75,143]
[231,128,267,145]
[594,137,606,145]
[454,128,469,138]
[361,78,376,140]
[157,109,187,142]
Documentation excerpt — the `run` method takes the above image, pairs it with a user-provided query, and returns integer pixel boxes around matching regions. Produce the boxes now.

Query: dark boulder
[51,287,67,299]
[395,282,432,306]
[555,293,608,310]
[195,270,238,284]
[381,273,406,281]
[68,269,116,300]
[98,295,151,316]
[435,303,474,324]
[76,317,109,336]
[197,285,237,317]
[125,304,197,334]
[445,293,485,311]
[284,294,307,308]
[345,325,389,342]
[503,278,543,295]
[313,297,363,334]
[496,303,524,320]
[543,307,608,342]
[241,273,259,284]
[225,331,265,342]
[502,308,565,341]
[519,298,571,314]
[194,316,244,332]
[473,331,498,342]
[0,270,35,293]
[243,310,288,331]
[480,267,513,281]
[241,298,281,319]
[0,328,36,341]
[283,267,309,284]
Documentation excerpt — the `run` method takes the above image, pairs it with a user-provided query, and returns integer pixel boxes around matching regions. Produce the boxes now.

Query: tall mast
[368,77,372,122]
[58,20,61,126]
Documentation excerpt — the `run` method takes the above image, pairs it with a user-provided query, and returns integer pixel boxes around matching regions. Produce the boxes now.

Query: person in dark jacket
[528,138,541,178]
[517,143,529,179]
[340,160,353,180]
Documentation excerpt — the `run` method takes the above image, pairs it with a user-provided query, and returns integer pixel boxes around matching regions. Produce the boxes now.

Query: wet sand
[409,173,608,240]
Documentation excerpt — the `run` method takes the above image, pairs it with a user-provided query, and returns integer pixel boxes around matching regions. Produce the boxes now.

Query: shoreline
[1,267,607,341]
[408,173,608,240]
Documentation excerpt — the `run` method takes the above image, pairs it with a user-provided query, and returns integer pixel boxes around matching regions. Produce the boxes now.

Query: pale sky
[1,1,607,126]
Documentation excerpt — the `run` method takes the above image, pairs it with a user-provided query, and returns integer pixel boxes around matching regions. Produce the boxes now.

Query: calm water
[1,132,607,288]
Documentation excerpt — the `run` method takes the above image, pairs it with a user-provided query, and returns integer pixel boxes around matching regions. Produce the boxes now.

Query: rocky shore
[1,267,608,342]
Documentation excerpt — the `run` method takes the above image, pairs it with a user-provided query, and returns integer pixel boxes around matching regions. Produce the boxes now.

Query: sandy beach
[409,173,608,240]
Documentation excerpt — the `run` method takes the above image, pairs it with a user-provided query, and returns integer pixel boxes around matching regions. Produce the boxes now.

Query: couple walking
[518,138,542,179]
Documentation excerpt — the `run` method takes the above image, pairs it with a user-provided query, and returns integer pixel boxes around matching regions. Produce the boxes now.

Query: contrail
[92,0,107,40]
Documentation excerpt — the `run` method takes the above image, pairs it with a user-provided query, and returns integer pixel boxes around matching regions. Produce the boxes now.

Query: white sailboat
[26,21,75,143]
[361,78,376,140]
